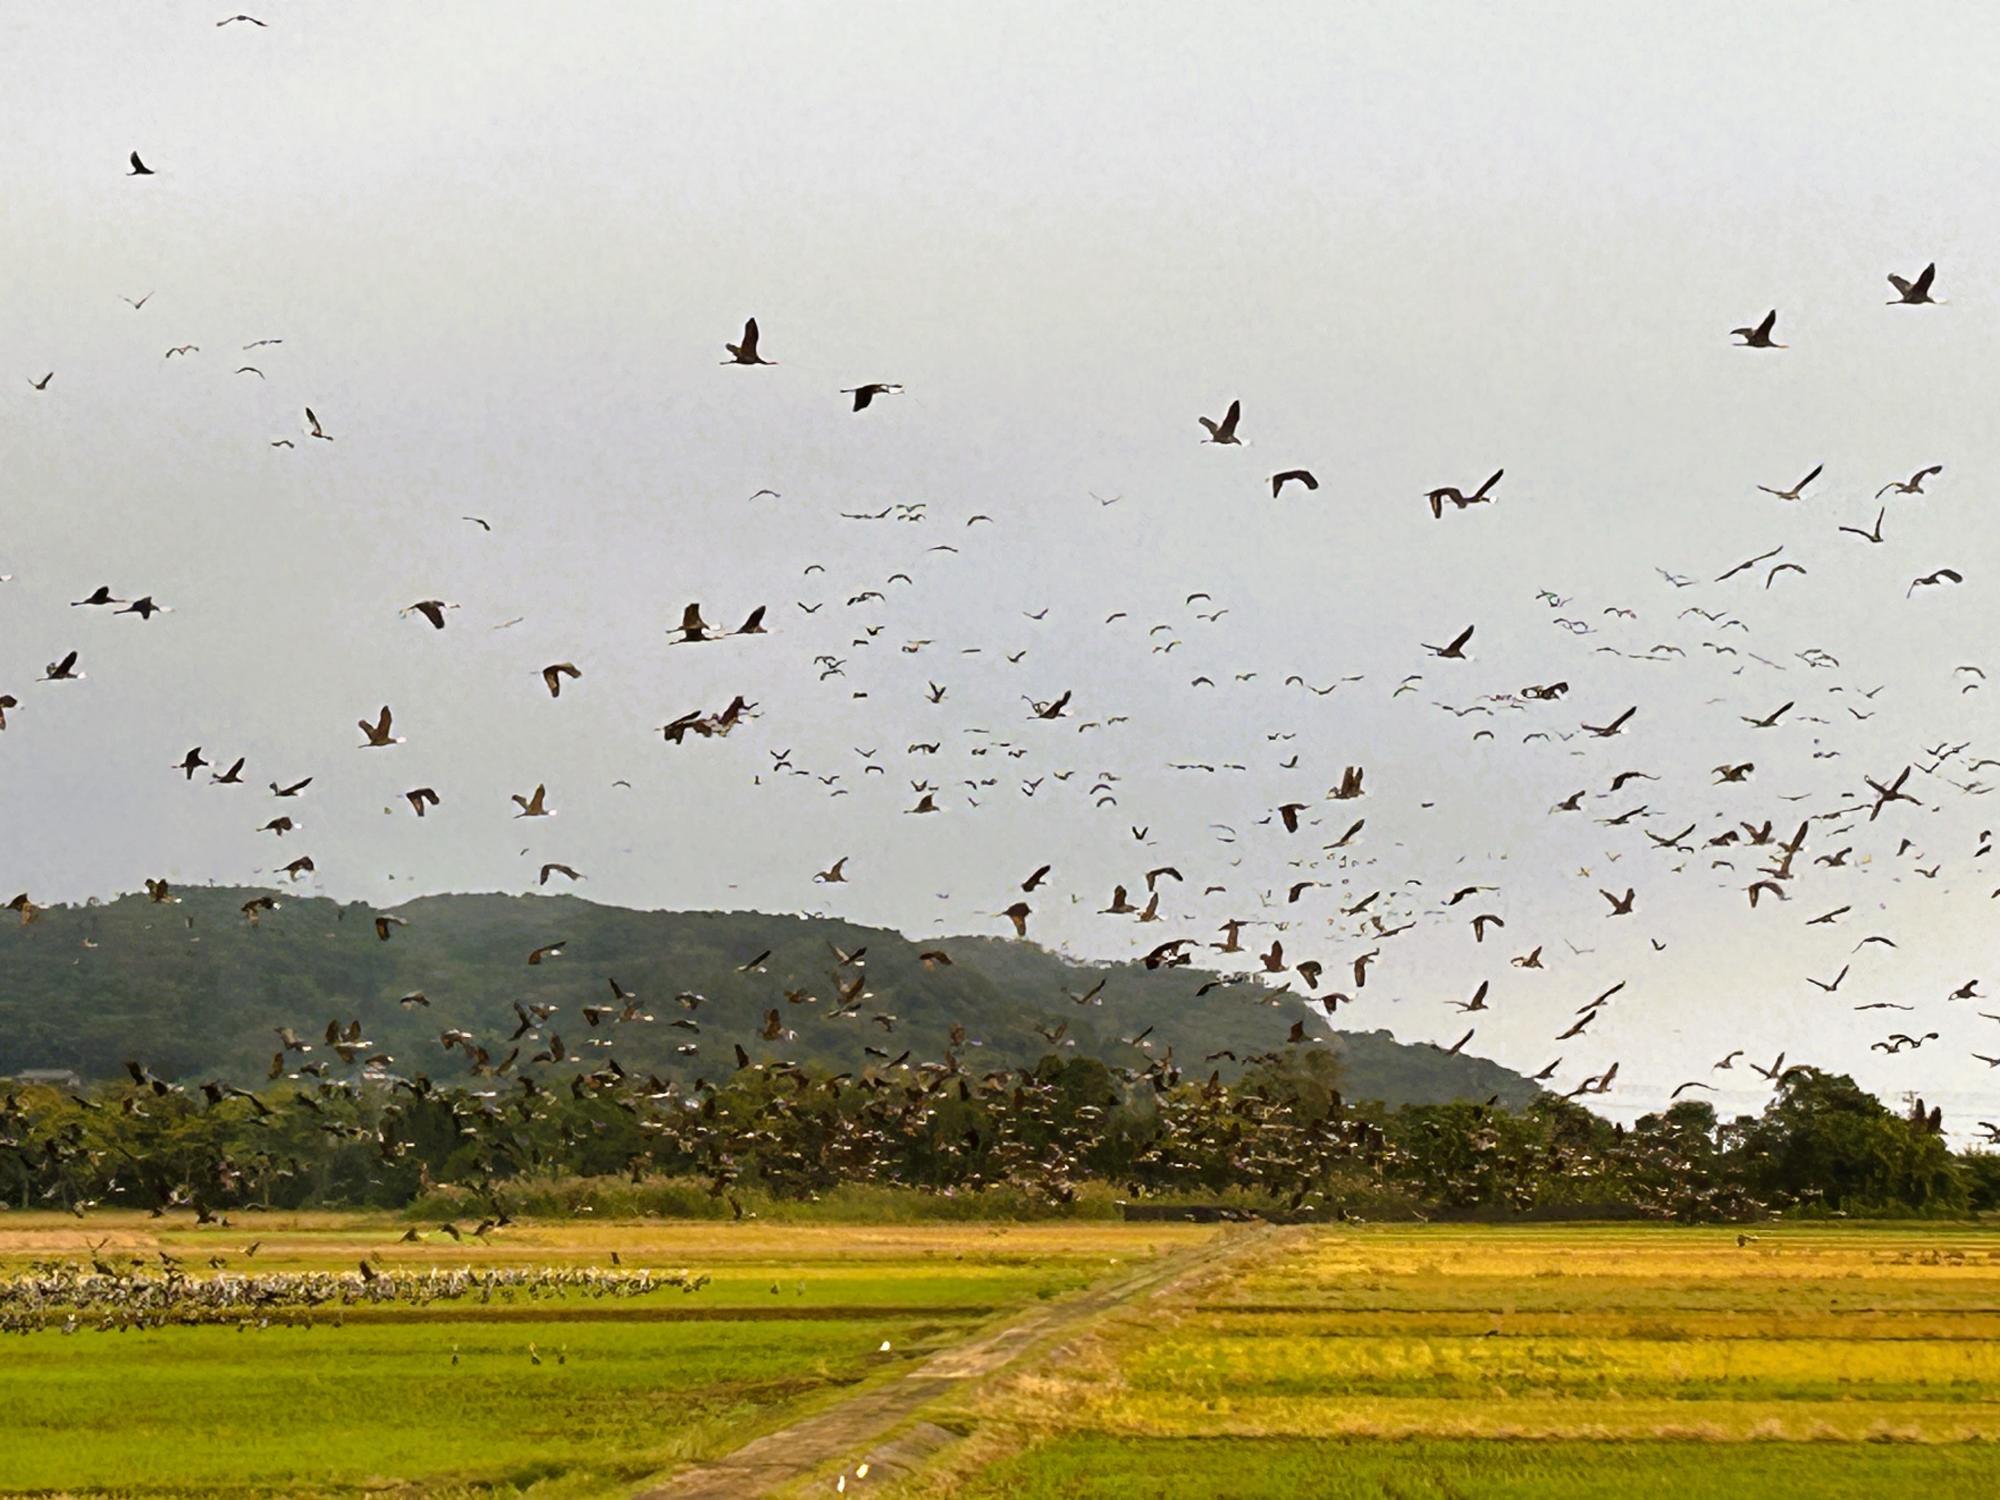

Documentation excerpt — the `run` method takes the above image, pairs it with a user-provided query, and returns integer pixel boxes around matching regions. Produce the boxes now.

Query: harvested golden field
[880,1224,2000,1499]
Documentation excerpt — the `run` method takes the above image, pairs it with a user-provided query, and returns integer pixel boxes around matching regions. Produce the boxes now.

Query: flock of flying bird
[9,92,2000,1162]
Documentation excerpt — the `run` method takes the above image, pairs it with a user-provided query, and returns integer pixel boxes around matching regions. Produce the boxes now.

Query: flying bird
[1757,464,1821,502]
[1730,310,1784,347]
[1425,469,1502,519]
[842,383,903,412]
[1908,569,1963,598]
[357,707,402,748]
[1423,626,1475,660]
[722,317,775,365]
[1886,263,1937,305]
[1582,707,1636,737]
[1838,508,1887,545]
[672,603,717,643]
[402,599,457,630]
[1878,465,1943,498]
[1198,400,1242,445]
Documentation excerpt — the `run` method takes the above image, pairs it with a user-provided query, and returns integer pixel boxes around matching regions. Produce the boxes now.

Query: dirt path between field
[631,1221,1285,1500]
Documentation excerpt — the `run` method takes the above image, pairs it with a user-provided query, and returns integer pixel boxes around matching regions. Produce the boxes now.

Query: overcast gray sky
[5,3,2000,1127]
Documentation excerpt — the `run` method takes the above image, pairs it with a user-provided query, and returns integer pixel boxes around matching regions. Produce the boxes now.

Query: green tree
[1738,1070,1964,1214]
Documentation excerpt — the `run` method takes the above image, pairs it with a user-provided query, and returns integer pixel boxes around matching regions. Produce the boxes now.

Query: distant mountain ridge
[0,888,1541,1106]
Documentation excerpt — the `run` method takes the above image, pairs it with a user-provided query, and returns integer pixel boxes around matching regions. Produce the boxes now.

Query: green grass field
[6,1218,2000,1497]
[0,1214,1202,1497]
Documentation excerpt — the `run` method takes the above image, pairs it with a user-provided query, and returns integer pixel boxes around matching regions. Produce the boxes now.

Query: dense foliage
[0,1046,1980,1223]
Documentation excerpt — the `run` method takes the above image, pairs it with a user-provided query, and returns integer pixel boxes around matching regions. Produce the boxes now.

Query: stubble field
[901,1223,2000,1499]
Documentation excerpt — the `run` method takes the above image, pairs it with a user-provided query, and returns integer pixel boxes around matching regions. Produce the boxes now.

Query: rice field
[0,1213,1204,1497]
[934,1436,2000,1500]
[8,1218,2000,1497]
[883,1224,2000,1499]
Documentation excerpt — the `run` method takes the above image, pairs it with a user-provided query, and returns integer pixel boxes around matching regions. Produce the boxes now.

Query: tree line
[4,1047,1993,1222]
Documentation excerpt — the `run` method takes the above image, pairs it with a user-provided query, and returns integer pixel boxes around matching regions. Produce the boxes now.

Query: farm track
[632,1222,1288,1500]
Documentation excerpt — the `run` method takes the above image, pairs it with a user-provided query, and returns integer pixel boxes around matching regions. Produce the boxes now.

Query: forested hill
[0,889,1539,1105]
